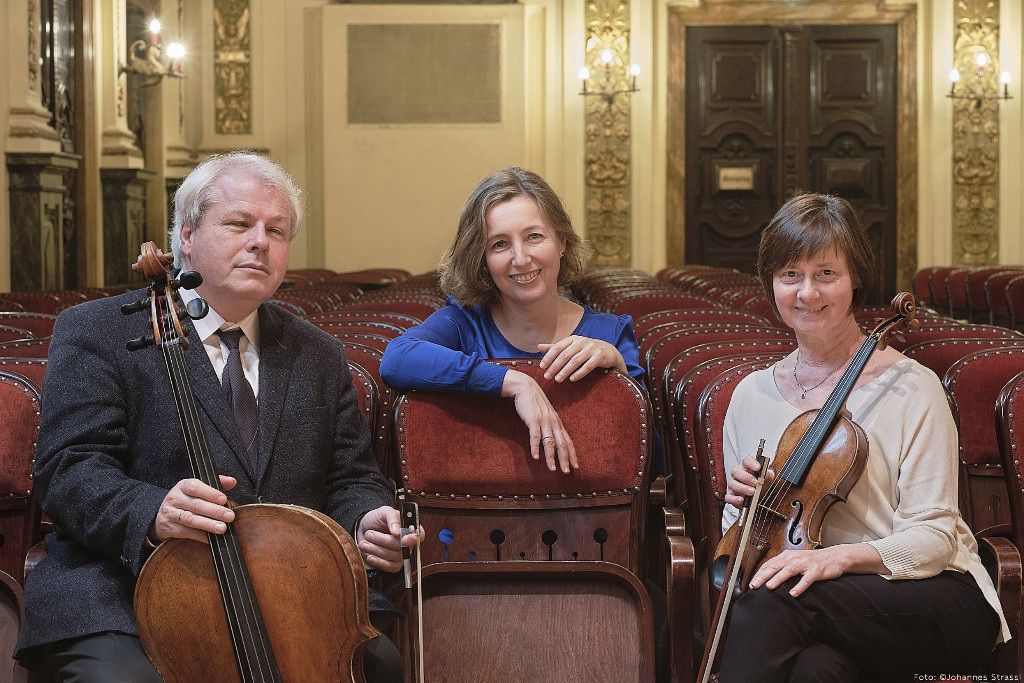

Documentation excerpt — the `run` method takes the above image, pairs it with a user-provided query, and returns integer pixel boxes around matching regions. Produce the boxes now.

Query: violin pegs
[120,299,148,316]
[126,335,155,352]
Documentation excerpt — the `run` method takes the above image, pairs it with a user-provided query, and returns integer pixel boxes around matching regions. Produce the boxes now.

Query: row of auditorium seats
[913,264,1024,328]
[1,264,1023,679]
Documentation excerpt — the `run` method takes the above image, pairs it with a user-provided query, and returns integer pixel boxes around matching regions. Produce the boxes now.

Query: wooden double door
[684,24,897,303]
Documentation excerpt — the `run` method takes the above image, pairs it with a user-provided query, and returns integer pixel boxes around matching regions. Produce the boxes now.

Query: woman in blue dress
[380,167,649,475]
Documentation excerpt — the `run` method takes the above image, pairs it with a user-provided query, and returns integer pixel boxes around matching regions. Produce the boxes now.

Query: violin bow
[698,439,769,683]
[399,494,425,683]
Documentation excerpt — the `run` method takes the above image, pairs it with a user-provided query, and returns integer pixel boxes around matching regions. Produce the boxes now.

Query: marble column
[101,168,156,286]
[6,152,80,292]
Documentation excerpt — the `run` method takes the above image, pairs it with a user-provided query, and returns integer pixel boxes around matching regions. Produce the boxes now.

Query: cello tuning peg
[126,335,155,352]
[120,299,148,316]
[184,297,209,320]
[174,270,204,290]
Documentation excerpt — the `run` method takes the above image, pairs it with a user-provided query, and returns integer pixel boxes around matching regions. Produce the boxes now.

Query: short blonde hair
[439,167,592,308]
[169,151,304,268]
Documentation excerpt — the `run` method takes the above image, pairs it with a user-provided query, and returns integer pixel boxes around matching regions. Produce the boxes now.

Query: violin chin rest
[710,554,743,599]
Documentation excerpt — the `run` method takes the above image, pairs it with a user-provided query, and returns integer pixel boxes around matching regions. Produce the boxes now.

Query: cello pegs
[126,335,155,352]
[183,297,209,320]
[174,270,204,290]
[120,299,148,315]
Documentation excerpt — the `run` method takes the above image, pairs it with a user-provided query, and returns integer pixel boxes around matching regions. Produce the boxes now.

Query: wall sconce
[948,52,1011,108]
[579,49,639,108]
[120,19,186,88]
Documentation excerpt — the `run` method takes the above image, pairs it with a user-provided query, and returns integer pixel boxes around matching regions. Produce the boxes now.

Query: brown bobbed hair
[757,193,875,318]
[438,167,593,309]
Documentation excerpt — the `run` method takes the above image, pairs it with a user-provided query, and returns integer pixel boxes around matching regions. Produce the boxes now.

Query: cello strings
[158,287,278,682]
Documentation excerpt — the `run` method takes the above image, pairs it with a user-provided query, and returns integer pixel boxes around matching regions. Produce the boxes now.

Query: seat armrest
[665,507,694,683]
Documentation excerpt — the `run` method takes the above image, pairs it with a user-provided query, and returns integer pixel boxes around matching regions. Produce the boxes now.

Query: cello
[698,292,919,681]
[126,242,379,682]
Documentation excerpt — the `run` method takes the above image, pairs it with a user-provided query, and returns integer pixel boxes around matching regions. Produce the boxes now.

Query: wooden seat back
[0,371,42,583]
[394,361,652,575]
[944,347,1024,536]
[393,361,660,681]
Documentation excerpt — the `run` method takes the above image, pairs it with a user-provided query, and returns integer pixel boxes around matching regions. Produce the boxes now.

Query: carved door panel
[685,24,897,302]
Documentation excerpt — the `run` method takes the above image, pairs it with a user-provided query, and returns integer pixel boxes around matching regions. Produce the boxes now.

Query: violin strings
[748,336,879,550]
[158,289,278,682]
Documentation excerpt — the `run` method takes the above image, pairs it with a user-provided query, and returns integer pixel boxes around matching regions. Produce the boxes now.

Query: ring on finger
[542,435,555,442]
[177,510,185,525]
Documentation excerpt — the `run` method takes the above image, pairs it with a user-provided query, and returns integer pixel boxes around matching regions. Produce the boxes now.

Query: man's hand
[149,475,238,544]
[356,505,421,573]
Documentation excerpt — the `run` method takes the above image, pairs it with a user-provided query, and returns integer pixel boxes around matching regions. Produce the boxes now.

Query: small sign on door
[717,166,755,191]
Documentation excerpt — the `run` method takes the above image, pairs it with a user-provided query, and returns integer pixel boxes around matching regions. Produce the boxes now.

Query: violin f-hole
[788,500,805,546]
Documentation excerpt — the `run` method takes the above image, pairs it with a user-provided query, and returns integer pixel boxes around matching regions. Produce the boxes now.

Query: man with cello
[15,152,416,682]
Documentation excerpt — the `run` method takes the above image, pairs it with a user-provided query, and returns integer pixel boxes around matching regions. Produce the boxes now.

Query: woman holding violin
[718,194,1009,681]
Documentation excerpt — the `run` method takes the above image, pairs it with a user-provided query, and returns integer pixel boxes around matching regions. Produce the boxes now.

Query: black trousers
[717,571,1000,683]
[34,611,403,683]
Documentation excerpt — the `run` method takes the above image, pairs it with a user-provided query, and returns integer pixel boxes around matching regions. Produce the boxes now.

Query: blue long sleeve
[380,297,645,392]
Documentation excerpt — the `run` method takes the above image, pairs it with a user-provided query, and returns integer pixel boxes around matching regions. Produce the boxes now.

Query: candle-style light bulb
[629,63,640,90]
[601,49,613,64]
[167,42,185,73]
[949,68,960,97]
[976,52,989,68]
[149,19,161,46]
[1001,70,1011,98]
[579,66,590,94]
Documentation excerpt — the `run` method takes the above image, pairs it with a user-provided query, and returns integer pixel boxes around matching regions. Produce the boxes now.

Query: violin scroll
[873,292,920,350]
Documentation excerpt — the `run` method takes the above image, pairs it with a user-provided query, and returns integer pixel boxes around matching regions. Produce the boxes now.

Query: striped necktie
[219,329,258,467]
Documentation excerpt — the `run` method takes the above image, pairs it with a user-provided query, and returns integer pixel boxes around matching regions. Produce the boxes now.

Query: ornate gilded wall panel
[951,0,1001,265]
[583,0,632,267]
[28,0,39,91]
[214,0,252,135]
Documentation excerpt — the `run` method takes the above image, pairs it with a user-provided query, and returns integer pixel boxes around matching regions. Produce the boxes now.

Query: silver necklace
[793,348,845,400]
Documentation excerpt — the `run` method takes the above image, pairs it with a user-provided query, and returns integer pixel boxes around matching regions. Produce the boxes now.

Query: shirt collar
[180,288,261,351]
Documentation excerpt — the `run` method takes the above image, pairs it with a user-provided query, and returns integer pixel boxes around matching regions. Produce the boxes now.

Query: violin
[698,292,919,681]
[125,242,378,682]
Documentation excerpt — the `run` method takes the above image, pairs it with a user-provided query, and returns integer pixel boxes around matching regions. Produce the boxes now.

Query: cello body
[136,504,378,682]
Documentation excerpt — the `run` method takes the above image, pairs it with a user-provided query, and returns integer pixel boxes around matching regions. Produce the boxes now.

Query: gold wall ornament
[583,0,632,267]
[28,0,39,91]
[214,0,252,135]
[116,4,126,118]
[951,0,1001,265]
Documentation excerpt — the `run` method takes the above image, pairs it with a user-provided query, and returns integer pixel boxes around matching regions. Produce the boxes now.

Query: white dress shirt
[180,288,261,398]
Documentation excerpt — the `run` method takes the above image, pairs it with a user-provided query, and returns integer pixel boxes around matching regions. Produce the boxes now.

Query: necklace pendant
[801,391,806,399]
